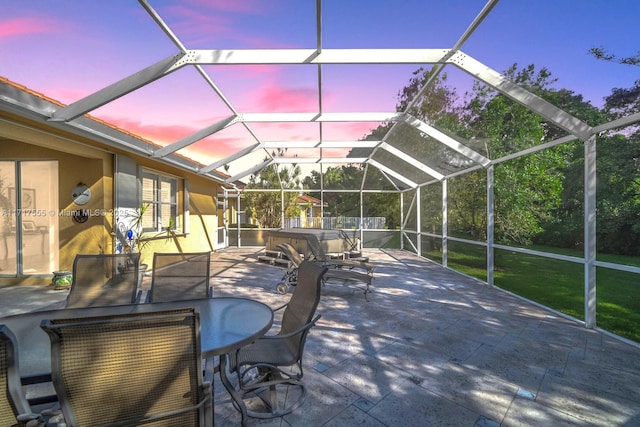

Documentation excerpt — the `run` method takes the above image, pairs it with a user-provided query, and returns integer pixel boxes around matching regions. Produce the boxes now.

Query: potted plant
[114,204,149,285]
[115,204,177,284]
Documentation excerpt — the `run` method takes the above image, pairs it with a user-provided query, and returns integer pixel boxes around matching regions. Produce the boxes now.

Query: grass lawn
[424,243,640,343]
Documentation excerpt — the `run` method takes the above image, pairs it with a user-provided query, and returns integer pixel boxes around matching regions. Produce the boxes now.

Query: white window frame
[140,168,181,233]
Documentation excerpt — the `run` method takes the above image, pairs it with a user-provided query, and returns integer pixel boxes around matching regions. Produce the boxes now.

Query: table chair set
[1,251,326,426]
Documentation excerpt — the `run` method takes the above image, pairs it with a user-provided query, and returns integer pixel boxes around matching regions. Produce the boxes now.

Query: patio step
[257,255,276,265]
[258,249,293,268]
[274,258,292,268]
[325,251,369,262]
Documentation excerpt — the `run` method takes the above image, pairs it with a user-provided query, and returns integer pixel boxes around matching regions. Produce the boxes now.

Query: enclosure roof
[1,0,639,189]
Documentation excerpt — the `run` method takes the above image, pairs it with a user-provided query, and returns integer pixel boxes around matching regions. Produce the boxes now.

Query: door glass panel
[0,162,16,275]
[20,161,58,274]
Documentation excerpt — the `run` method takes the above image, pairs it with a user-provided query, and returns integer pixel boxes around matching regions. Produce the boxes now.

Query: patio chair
[41,308,212,426]
[65,253,141,308]
[305,232,370,263]
[276,243,374,298]
[148,252,212,302]
[0,324,40,427]
[222,260,327,422]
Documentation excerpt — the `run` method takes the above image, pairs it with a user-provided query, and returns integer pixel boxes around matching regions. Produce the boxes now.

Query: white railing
[283,216,386,229]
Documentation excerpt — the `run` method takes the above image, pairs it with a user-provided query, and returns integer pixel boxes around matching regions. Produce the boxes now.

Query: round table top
[1,297,274,376]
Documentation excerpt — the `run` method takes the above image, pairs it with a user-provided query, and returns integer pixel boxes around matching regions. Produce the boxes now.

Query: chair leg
[219,355,249,427]
[238,367,308,419]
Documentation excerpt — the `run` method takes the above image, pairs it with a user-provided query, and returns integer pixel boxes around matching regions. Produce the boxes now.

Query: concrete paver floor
[1,247,639,426]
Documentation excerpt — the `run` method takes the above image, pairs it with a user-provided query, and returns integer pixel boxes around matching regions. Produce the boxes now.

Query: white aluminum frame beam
[263,140,380,149]
[401,114,491,166]
[138,0,267,164]
[379,142,445,181]
[152,115,238,158]
[368,160,418,188]
[453,51,593,140]
[183,48,451,65]
[46,0,595,189]
[198,142,262,174]
[225,159,273,183]
[238,112,404,123]
[272,157,368,164]
[48,53,186,122]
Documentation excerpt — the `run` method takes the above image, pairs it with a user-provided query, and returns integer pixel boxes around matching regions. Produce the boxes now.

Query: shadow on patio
[209,247,640,426]
[1,247,638,426]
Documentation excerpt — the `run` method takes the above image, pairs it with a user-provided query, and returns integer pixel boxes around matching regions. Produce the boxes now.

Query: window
[141,169,180,233]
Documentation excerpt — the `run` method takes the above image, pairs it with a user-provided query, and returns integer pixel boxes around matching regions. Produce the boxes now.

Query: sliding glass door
[0,161,58,276]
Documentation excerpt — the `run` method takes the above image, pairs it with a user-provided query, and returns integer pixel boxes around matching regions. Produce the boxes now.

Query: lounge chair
[276,243,374,299]
[304,231,370,263]
[222,260,326,423]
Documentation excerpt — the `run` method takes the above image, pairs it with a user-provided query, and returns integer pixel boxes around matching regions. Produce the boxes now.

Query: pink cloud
[250,122,319,141]
[323,122,377,140]
[206,64,281,81]
[45,86,92,105]
[164,5,232,40]
[101,116,196,144]
[182,0,263,14]
[101,115,244,162]
[0,17,56,39]
[159,0,305,49]
[321,148,353,158]
[193,136,250,158]
[254,85,317,112]
[162,1,269,47]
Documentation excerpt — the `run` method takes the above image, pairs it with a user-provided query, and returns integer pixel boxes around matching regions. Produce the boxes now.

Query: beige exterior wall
[0,112,221,286]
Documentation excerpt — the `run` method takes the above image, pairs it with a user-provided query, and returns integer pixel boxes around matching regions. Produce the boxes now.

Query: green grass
[423,243,640,343]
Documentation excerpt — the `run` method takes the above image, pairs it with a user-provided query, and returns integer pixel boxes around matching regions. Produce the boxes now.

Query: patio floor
[2,247,640,426]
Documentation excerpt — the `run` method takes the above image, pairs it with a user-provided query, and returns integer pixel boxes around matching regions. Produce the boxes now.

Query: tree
[593,133,640,255]
[462,65,592,245]
[540,47,640,255]
[532,87,607,250]
[303,165,361,222]
[244,160,301,228]
[589,47,640,67]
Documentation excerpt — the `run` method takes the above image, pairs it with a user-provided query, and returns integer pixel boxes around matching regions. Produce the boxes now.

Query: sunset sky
[1,0,639,175]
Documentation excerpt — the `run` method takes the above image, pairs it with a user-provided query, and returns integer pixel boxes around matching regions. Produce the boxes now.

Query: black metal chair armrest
[260,315,321,340]
[272,302,289,312]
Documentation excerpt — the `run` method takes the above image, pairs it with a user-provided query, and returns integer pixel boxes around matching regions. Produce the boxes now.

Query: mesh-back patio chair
[65,253,141,308]
[276,243,374,298]
[0,324,38,426]
[0,325,39,427]
[41,308,212,426]
[222,260,327,421]
[148,252,212,302]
